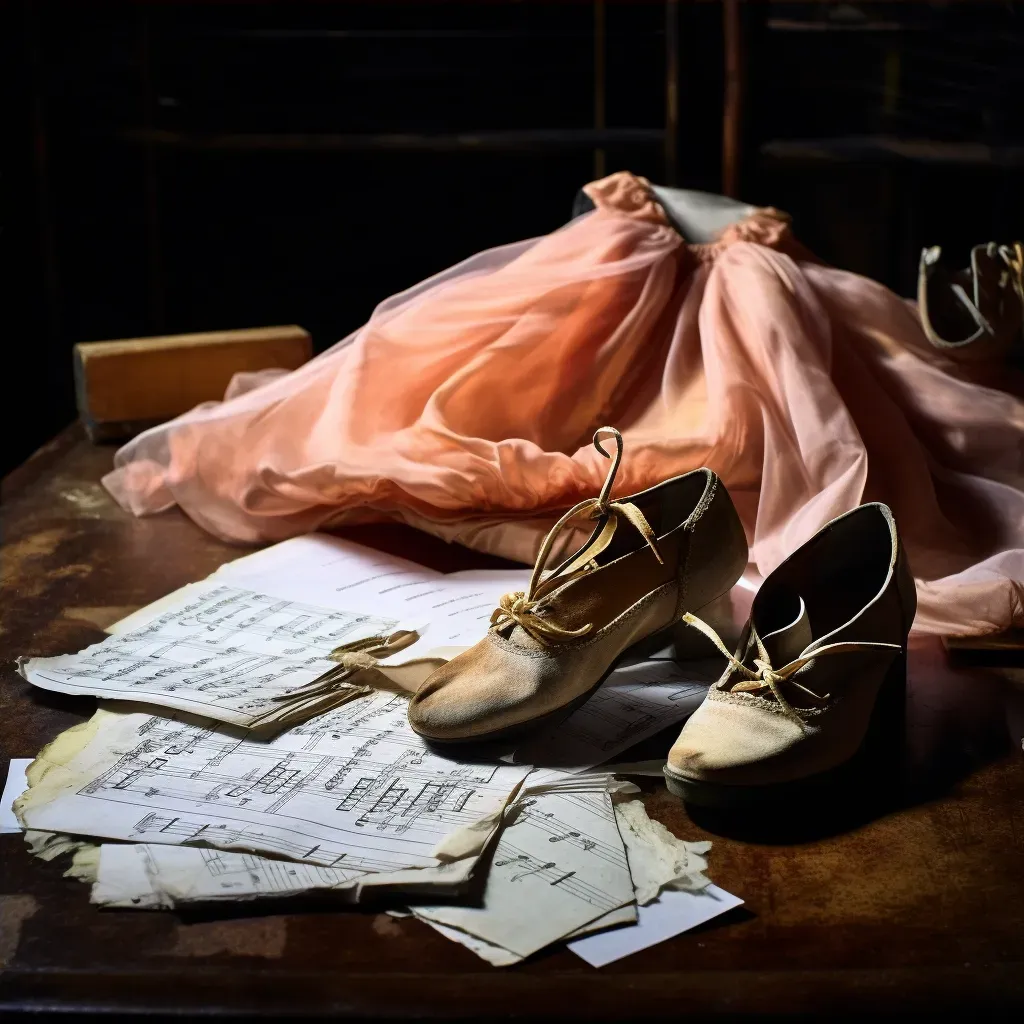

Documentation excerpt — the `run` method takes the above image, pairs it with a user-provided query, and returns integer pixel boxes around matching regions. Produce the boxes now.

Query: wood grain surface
[2,425,1023,1018]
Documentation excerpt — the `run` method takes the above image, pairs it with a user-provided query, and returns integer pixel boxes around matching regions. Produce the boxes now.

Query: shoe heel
[629,593,737,661]
[864,646,907,763]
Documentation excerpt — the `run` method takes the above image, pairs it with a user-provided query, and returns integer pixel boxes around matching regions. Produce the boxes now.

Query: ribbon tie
[271,630,419,702]
[682,611,902,728]
[491,427,663,645]
[999,241,1024,303]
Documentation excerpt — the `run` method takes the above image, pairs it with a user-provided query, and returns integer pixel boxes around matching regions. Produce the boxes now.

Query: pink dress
[104,172,1024,636]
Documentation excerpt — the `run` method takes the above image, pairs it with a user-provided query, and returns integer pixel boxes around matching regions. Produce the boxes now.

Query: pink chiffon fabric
[104,172,1024,636]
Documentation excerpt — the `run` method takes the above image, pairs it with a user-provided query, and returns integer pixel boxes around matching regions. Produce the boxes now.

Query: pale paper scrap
[1,759,31,833]
[421,789,717,966]
[426,773,708,910]
[24,829,90,863]
[88,843,485,908]
[420,920,523,967]
[568,884,744,968]
[90,844,171,909]
[613,798,712,905]
[65,844,100,884]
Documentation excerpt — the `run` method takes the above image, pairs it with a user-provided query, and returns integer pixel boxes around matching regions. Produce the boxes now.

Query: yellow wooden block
[74,325,312,440]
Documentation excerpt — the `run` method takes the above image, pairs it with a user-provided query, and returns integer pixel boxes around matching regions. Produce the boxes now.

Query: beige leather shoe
[408,428,748,743]
[664,503,916,806]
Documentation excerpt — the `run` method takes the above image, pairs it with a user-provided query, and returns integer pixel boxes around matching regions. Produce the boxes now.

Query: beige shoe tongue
[758,596,812,666]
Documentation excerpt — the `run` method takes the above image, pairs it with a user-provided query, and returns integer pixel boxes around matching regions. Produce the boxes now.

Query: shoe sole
[663,648,907,807]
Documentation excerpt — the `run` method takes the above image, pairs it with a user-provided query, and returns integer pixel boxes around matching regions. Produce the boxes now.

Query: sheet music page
[90,842,480,907]
[512,657,720,772]
[110,534,531,664]
[20,584,400,729]
[412,775,636,958]
[91,843,369,906]
[208,534,531,658]
[17,703,530,874]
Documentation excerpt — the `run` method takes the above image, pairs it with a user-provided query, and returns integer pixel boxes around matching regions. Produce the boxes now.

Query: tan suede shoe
[665,503,916,806]
[408,428,748,743]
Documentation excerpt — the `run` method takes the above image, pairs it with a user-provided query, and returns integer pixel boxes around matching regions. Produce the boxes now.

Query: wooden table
[2,425,1023,1018]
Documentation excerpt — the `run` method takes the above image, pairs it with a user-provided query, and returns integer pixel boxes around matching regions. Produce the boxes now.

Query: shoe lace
[997,242,1024,305]
[272,631,419,702]
[945,243,1024,334]
[491,427,663,645]
[682,612,902,728]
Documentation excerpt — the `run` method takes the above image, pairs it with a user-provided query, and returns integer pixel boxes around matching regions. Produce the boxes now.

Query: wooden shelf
[761,135,1024,167]
[122,127,666,154]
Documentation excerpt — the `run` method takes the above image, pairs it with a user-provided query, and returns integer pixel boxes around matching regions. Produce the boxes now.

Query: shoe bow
[682,612,902,728]
[491,427,663,645]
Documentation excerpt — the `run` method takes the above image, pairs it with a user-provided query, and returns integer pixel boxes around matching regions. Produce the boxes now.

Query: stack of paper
[18,533,537,730]
[18,585,417,732]
[10,534,741,965]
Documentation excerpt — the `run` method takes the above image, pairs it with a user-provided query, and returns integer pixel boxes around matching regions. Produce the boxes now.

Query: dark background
[4,0,1024,478]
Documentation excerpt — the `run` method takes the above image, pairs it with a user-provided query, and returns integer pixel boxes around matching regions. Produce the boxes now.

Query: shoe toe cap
[408,683,501,741]
[667,698,805,783]
[407,645,535,741]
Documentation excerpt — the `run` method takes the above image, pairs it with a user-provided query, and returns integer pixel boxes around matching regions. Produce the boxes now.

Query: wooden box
[73,325,312,441]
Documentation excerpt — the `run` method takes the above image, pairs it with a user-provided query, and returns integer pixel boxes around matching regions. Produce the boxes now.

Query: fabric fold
[103,171,1024,637]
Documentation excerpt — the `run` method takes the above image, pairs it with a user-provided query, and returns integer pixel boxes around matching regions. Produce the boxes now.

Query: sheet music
[86,770,620,914]
[91,843,369,906]
[89,842,172,909]
[90,841,481,907]
[84,767,638,959]
[513,657,720,772]
[19,585,400,729]
[18,703,529,875]
[413,775,636,958]
[201,534,532,660]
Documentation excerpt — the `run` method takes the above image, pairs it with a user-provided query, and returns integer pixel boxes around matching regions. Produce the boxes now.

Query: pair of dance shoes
[408,428,916,806]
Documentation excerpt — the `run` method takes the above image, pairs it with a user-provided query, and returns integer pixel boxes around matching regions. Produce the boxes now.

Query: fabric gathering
[103,171,1024,638]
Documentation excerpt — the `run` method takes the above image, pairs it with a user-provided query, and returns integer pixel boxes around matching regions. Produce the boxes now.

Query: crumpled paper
[24,828,91,864]
[431,772,635,861]
[612,797,711,905]
[65,844,101,884]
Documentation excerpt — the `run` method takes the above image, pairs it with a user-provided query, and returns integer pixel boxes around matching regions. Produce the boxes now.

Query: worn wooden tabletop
[2,425,1023,1018]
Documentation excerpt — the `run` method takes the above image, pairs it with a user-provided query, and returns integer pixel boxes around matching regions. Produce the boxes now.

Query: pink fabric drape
[104,173,1024,636]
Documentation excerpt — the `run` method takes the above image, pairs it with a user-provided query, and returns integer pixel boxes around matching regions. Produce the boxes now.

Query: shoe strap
[491,427,663,644]
[682,612,902,728]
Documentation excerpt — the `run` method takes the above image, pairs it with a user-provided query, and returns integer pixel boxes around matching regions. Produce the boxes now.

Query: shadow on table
[680,634,1022,844]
